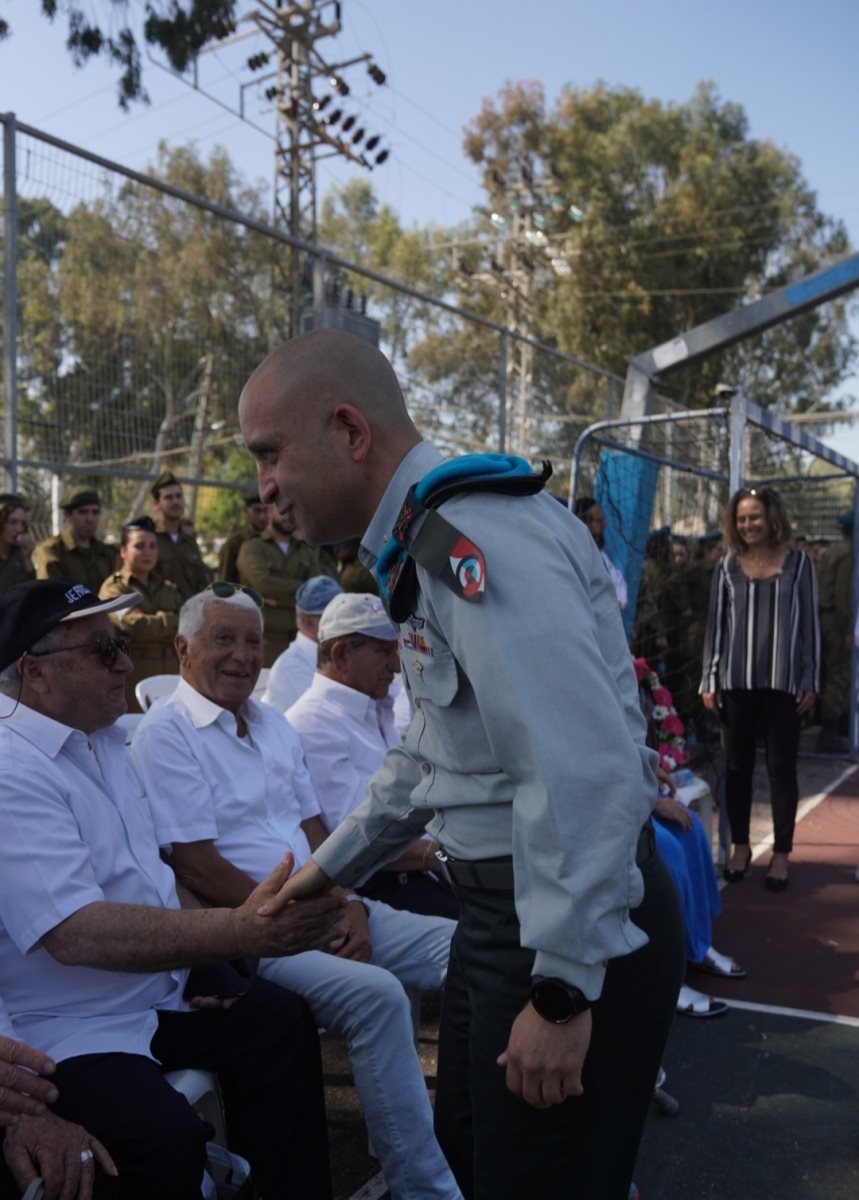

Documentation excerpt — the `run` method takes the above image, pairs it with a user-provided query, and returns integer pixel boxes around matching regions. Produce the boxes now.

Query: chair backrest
[252,666,271,698]
[134,674,180,712]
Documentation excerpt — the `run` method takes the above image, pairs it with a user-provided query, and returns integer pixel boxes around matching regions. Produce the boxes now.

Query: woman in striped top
[701,487,820,892]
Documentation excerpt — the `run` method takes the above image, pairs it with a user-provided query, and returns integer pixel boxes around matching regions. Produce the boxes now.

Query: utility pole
[465,169,583,455]
[243,1,390,335]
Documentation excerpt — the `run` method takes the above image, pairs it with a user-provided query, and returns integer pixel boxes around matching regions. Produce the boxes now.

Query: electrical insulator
[341,115,356,132]
[247,51,270,72]
[327,108,342,125]
[352,128,365,145]
[264,86,279,102]
[368,63,386,85]
[365,135,380,151]
[374,149,389,165]
[312,95,331,112]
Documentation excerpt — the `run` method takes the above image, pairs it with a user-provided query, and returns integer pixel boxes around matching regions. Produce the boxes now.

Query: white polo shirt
[0,700,188,1063]
[132,678,321,880]
[286,673,402,832]
[262,630,317,712]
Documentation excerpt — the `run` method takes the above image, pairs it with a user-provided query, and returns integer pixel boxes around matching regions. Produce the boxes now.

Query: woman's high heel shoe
[723,848,752,883]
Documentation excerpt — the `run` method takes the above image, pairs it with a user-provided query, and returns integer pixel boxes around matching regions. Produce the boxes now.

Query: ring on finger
[80,1149,94,1163]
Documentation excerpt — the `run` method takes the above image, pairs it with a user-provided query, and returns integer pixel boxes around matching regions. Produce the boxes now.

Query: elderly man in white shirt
[288,593,459,919]
[131,586,462,1200]
[0,578,341,1200]
[262,574,342,711]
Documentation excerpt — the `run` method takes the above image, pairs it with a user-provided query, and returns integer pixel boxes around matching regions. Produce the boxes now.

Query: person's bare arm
[41,856,345,970]
[300,818,372,962]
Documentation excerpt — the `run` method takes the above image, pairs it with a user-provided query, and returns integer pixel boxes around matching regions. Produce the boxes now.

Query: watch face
[531,978,580,1023]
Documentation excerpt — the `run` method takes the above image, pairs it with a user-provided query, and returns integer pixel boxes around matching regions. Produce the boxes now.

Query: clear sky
[2,0,859,451]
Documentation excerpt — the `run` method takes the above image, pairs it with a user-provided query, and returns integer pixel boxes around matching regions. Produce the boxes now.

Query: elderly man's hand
[3,1111,117,1199]
[234,854,346,957]
[0,1037,59,1125]
[333,899,373,963]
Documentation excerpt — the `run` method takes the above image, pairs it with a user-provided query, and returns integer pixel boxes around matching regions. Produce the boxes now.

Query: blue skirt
[653,810,721,963]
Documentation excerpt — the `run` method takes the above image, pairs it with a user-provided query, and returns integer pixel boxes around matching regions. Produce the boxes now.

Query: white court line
[348,1170,388,1200]
[715,997,859,1028]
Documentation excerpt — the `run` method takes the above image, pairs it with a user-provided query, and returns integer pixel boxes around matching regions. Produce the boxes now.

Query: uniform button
[421,762,432,775]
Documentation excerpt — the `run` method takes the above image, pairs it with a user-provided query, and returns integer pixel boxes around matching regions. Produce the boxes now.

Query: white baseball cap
[318,593,398,643]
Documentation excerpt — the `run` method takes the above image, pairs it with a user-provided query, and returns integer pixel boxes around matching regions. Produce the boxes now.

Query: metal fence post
[2,113,18,491]
[729,394,748,493]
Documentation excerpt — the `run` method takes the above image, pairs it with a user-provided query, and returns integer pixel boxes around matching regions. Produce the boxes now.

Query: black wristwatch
[529,976,593,1024]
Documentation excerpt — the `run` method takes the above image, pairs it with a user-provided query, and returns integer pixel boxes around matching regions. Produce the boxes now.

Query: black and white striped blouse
[700,547,820,695]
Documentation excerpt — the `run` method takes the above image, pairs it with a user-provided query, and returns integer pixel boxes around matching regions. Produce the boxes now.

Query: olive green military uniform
[99,569,182,712]
[817,538,853,724]
[217,529,259,584]
[338,557,379,595]
[236,531,323,667]
[632,558,669,668]
[154,525,212,602]
[0,548,35,591]
[34,528,116,594]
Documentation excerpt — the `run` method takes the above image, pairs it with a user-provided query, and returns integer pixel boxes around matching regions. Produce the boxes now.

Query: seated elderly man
[131,585,462,1200]
[288,594,458,920]
[0,579,341,1200]
[262,573,342,711]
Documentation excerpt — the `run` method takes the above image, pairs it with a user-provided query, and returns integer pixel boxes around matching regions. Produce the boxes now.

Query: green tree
[0,2,237,108]
[460,80,855,418]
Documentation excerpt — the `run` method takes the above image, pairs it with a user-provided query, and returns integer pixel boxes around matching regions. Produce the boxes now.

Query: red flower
[651,686,673,707]
[662,713,685,736]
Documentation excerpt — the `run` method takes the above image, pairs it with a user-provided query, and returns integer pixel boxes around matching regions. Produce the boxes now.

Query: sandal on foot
[693,947,747,979]
[676,985,728,1018]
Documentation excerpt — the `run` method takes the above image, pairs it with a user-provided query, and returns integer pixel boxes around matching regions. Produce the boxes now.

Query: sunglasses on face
[206,581,264,609]
[28,632,133,668]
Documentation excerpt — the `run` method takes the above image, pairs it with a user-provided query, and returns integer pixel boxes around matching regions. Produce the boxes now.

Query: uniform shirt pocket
[400,646,459,706]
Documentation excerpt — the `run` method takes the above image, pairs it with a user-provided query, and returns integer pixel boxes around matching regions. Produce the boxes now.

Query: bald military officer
[237,330,684,1200]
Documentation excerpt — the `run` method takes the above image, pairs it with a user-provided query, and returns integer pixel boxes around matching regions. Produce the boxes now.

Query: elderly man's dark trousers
[434,847,684,1200]
[0,977,330,1199]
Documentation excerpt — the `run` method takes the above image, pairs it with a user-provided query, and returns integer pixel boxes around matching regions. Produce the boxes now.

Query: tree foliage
[460,80,855,415]
[0,1,238,108]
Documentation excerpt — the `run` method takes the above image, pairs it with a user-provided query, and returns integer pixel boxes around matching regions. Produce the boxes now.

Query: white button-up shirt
[0,998,17,1040]
[262,630,317,712]
[0,701,188,1063]
[287,674,402,832]
[132,678,321,881]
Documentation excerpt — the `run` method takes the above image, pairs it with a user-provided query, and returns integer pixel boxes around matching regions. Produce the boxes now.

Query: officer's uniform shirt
[217,528,259,584]
[287,674,401,832]
[154,525,212,603]
[34,528,116,594]
[312,441,656,999]
[0,700,187,1063]
[132,678,320,881]
[99,569,182,710]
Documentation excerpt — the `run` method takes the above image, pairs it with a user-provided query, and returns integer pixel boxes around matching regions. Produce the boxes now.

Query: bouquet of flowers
[633,657,688,772]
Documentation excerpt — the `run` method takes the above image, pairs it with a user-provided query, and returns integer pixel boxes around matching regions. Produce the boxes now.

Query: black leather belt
[437,819,656,890]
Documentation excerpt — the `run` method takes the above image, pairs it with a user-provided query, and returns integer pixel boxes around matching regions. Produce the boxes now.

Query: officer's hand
[497,1004,592,1108]
[0,1036,59,1125]
[234,854,346,958]
[333,900,373,963]
[256,858,333,915]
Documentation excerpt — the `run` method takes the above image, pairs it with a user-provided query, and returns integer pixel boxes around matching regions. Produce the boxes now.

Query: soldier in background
[217,488,269,582]
[149,471,212,602]
[816,511,853,754]
[0,498,35,592]
[237,505,327,667]
[335,537,380,594]
[34,489,116,594]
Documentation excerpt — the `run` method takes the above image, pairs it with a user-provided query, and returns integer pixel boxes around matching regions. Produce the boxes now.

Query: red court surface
[688,771,859,1018]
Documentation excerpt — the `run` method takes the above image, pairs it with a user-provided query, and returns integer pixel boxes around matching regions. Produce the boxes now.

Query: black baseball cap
[0,579,141,672]
[61,489,101,512]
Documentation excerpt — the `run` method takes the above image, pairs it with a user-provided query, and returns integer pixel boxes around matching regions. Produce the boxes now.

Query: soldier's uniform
[154,525,212,603]
[237,532,322,667]
[34,528,116,594]
[817,522,853,749]
[217,528,258,584]
[339,557,379,595]
[99,568,182,712]
[0,547,35,591]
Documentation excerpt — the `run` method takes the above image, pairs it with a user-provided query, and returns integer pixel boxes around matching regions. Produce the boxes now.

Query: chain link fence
[1,114,621,549]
